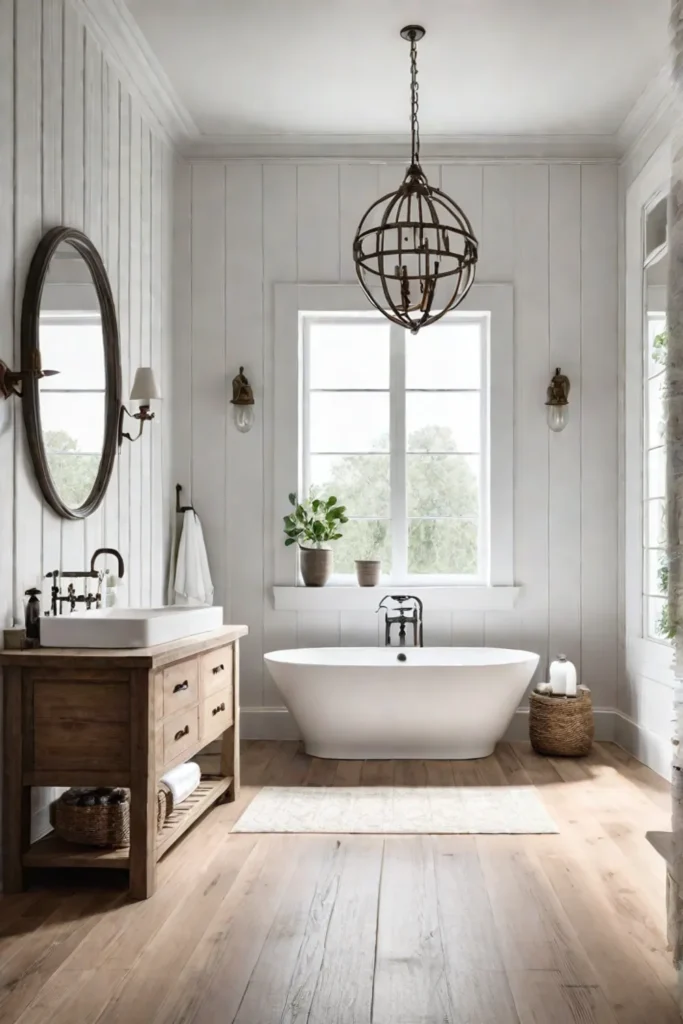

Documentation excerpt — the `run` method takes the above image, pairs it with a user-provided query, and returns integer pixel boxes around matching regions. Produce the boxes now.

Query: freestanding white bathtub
[264,647,540,760]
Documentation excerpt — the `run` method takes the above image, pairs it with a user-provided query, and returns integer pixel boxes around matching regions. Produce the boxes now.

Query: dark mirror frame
[21,226,122,521]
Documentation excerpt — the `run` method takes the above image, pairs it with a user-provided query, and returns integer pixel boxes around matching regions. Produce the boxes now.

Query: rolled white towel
[160,761,201,809]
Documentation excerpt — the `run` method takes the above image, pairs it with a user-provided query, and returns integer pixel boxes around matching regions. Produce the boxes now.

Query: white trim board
[614,709,672,782]
[241,705,618,745]
[272,586,520,613]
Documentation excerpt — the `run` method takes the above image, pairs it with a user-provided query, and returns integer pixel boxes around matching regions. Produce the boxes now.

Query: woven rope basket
[53,791,131,848]
[529,686,594,757]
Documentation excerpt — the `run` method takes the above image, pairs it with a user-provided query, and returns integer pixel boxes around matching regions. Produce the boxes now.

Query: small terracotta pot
[299,547,333,587]
[355,560,381,587]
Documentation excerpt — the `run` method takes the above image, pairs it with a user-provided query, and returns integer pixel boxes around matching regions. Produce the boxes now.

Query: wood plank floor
[0,741,676,1024]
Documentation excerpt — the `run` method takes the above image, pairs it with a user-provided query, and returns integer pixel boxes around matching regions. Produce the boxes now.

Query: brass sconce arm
[0,358,58,399]
[117,404,155,446]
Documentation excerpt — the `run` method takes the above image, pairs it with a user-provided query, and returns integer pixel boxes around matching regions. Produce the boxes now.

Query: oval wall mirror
[21,227,122,520]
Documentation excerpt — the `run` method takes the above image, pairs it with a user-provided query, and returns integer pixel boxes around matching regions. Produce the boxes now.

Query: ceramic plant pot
[355,560,381,587]
[299,547,333,587]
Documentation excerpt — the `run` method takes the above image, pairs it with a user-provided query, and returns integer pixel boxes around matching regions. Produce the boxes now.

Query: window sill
[272,585,520,613]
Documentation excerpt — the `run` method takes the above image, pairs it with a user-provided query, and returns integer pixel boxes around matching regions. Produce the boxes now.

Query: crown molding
[71,0,198,145]
[182,131,620,163]
[616,60,675,154]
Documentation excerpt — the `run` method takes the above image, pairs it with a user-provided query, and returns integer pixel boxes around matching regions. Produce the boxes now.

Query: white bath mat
[232,786,558,835]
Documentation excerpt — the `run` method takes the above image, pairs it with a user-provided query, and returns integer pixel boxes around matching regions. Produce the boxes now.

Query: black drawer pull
[174,725,190,741]
[211,663,225,675]
[173,680,189,693]
[212,702,226,716]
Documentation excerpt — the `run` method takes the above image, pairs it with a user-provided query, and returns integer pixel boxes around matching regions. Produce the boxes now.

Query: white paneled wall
[175,159,620,724]
[0,0,174,834]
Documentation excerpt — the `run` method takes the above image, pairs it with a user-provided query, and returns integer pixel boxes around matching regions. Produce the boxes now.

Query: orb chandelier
[353,26,479,333]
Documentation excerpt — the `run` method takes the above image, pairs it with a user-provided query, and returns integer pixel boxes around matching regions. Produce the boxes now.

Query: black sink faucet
[90,548,125,580]
[377,595,424,647]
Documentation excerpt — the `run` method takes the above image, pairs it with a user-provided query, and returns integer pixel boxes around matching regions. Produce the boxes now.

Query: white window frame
[642,303,668,644]
[272,283,516,611]
[300,311,490,585]
[624,138,676,685]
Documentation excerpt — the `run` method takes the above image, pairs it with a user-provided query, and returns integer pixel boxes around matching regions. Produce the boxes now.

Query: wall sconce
[0,353,58,399]
[545,367,570,432]
[118,366,160,445]
[230,366,255,433]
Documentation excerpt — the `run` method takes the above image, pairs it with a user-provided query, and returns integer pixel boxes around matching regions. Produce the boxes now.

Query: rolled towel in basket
[161,761,201,808]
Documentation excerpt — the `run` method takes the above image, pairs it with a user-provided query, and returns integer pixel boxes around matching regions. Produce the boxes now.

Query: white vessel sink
[40,606,224,649]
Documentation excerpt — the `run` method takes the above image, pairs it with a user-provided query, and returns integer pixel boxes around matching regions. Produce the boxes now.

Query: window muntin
[301,312,489,582]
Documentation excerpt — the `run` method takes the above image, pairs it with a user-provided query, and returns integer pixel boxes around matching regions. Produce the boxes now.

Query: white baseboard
[614,709,672,781]
[240,706,617,744]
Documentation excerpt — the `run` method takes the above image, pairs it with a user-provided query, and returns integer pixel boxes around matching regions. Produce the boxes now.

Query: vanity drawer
[161,658,199,718]
[200,685,234,744]
[162,705,199,767]
[200,645,233,698]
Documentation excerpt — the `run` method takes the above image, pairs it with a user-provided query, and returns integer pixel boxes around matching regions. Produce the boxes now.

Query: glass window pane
[406,321,481,389]
[330,519,391,574]
[309,453,390,518]
[39,393,105,454]
[646,596,670,642]
[408,518,478,575]
[309,393,389,453]
[406,393,480,453]
[308,322,389,389]
[46,452,99,508]
[38,322,105,390]
[647,317,667,377]
[647,447,666,499]
[407,454,479,517]
[646,498,667,548]
[645,549,668,596]
[648,373,666,448]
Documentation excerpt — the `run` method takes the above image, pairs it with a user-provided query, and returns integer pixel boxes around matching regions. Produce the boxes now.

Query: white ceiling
[124,0,669,141]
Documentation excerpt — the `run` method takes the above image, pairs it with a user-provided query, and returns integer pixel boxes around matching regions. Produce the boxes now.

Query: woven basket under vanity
[53,788,131,848]
[529,686,594,757]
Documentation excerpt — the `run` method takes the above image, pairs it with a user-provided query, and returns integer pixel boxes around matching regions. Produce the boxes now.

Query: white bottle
[103,572,118,608]
[549,654,577,697]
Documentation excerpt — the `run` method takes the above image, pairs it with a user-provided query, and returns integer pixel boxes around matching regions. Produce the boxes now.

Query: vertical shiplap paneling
[60,0,86,575]
[296,163,342,648]
[514,164,550,685]
[549,164,582,671]
[139,126,152,603]
[83,27,104,566]
[581,164,619,704]
[150,133,163,602]
[171,159,193,515]
[0,0,14,629]
[160,146,174,602]
[40,0,64,579]
[103,64,120,556]
[338,163,380,282]
[14,0,44,611]
[127,102,142,605]
[296,164,340,282]
[479,165,517,652]
[262,163,298,702]
[190,163,226,617]
[117,88,132,605]
[225,163,264,706]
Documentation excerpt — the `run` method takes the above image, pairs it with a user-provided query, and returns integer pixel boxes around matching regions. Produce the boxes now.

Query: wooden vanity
[1,625,246,899]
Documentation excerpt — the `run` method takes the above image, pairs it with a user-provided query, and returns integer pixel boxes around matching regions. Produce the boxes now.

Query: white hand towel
[160,761,201,808]
[173,509,214,607]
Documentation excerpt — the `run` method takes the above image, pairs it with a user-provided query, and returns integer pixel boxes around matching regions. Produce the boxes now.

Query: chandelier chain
[410,35,420,165]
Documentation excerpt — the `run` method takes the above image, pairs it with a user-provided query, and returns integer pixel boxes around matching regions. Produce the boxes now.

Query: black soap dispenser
[24,588,42,647]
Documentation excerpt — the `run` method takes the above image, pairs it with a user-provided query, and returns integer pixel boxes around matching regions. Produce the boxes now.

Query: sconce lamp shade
[130,367,160,403]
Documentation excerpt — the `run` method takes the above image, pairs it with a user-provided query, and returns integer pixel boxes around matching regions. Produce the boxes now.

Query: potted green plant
[283,493,348,586]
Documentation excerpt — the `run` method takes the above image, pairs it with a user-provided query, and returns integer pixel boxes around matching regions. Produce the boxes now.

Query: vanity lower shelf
[23,775,233,870]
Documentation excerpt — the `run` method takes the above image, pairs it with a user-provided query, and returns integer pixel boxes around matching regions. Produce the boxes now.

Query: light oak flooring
[0,740,677,1024]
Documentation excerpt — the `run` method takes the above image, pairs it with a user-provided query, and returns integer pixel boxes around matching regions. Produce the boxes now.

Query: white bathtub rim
[264,646,540,669]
